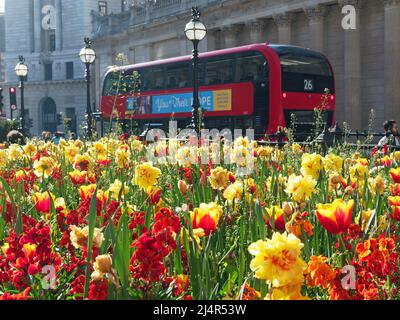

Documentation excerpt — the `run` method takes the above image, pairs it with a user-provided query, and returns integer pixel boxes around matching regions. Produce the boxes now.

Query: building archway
[40,97,57,133]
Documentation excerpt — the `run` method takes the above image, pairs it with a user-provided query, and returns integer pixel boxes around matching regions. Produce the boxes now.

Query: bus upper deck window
[237,52,268,83]
[205,56,234,85]
[166,63,190,89]
[146,66,165,91]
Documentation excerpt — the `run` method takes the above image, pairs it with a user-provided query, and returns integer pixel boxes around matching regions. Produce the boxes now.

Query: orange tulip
[33,192,54,214]
[390,168,400,183]
[316,199,354,235]
[178,180,188,196]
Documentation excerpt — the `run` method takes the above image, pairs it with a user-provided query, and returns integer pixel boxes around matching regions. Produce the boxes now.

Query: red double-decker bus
[100,43,335,136]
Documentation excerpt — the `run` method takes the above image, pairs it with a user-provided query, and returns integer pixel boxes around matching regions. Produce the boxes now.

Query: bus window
[145,66,165,91]
[236,52,268,83]
[166,62,190,89]
[123,70,142,94]
[279,54,332,76]
[271,45,334,93]
[102,70,120,96]
[196,61,206,86]
[205,56,234,85]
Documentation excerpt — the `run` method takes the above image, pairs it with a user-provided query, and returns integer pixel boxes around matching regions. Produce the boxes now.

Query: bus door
[237,52,270,135]
[253,61,270,136]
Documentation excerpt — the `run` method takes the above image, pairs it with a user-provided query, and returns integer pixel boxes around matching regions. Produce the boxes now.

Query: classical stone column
[33,0,42,53]
[55,0,62,51]
[339,0,363,130]
[246,19,267,44]
[222,24,243,48]
[128,47,135,64]
[205,28,220,51]
[179,35,189,55]
[273,13,294,44]
[94,56,101,109]
[383,0,400,121]
[304,5,327,52]
[135,43,153,63]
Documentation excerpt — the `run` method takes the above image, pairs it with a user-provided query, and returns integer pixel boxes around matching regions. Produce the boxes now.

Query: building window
[41,97,57,133]
[99,1,107,16]
[44,63,53,81]
[66,62,74,79]
[49,34,56,52]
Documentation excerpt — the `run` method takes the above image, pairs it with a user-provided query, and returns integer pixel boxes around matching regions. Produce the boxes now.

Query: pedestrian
[42,131,51,142]
[52,132,63,145]
[6,130,25,145]
[377,120,400,149]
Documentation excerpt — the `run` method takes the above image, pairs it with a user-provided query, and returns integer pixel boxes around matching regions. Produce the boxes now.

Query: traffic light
[0,87,4,111]
[9,87,17,110]
[57,113,63,126]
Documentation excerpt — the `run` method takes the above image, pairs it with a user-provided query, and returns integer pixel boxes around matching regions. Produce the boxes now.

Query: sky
[0,0,4,13]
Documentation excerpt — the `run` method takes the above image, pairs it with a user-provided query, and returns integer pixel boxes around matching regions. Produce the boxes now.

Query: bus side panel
[100,82,254,120]
[282,92,335,111]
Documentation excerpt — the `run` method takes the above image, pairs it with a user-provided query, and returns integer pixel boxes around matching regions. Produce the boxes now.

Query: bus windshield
[103,69,141,96]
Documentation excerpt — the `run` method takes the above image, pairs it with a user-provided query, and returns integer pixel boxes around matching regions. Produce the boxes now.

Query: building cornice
[92,0,341,42]
[303,5,328,22]
[3,79,86,87]
[273,13,295,27]
[338,0,364,9]
[382,0,400,8]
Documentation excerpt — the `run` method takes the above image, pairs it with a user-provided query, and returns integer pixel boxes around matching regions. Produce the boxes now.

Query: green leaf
[84,187,98,298]
[0,177,21,235]
[113,209,132,298]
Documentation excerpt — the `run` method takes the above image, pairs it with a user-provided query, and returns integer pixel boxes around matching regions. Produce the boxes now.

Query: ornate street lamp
[184,7,207,133]
[79,37,96,139]
[15,56,28,136]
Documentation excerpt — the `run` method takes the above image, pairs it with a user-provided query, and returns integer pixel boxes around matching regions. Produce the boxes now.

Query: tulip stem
[338,234,349,265]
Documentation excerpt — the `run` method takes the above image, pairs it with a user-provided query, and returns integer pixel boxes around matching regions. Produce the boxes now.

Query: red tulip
[33,192,53,214]
[390,168,400,183]
[316,199,354,235]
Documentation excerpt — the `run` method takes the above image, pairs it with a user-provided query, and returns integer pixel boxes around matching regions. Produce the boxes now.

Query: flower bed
[0,135,398,300]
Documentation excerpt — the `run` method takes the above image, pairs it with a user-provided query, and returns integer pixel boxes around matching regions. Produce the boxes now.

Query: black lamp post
[15,56,28,136]
[185,7,207,133]
[79,37,96,139]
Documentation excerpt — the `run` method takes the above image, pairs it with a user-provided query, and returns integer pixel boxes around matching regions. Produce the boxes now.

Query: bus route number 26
[304,79,314,92]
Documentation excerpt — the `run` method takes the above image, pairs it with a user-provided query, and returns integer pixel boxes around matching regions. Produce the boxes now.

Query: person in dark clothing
[6,130,25,145]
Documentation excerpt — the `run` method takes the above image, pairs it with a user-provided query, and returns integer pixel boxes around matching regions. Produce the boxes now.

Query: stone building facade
[0,0,122,136]
[91,0,400,131]
[0,12,5,83]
